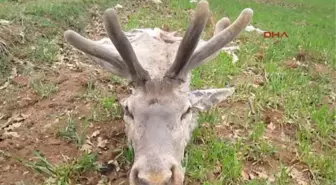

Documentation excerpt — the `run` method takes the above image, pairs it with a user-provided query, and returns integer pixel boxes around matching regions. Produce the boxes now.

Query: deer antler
[187,8,253,70]
[164,0,210,82]
[64,9,151,86]
[64,0,253,86]
[164,0,253,83]
[103,9,150,86]
[64,30,127,74]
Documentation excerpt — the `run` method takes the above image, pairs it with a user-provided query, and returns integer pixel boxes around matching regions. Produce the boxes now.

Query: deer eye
[181,107,192,120]
[124,105,134,120]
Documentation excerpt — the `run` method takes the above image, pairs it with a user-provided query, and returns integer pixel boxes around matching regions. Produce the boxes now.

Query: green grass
[57,113,89,147]
[168,0,336,184]
[29,78,57,98]
[81,79,123,121]
[0,0,118,79]
[19,150,98,185]
[0,0,335,184]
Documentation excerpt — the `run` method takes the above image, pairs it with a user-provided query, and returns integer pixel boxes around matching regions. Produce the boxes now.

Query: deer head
[64,1,253,184]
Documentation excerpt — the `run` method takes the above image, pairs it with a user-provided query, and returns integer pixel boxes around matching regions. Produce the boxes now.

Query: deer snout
[130,157,184,185]
[137,169,172,185]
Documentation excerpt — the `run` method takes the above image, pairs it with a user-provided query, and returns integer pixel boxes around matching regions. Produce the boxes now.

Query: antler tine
[193,17,231,65]
[103,8,150,86]
[186,8,253,70]
[214,17,231,36]
[64,30,127,71]
[164,0,210,82]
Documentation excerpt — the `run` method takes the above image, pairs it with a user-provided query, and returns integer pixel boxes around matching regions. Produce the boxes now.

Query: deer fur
[64,1,253,184]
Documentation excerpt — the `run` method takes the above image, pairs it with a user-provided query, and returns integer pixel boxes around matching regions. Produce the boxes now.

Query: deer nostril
[169,164,178,183]
[130,158,182,185]
[130,168,149,185]
[134,169,173,185]
[136,175,149,185]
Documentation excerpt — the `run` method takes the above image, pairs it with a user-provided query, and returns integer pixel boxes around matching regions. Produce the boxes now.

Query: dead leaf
[80,143,93,153]
[97,179,108,185]
[54,118,60,124]
[114,4,123,9]
[4,122,22,131]
[4,165,11,171]
[22,171,29,176]
[7,113,27,123]
[214,161,221,173]
[107,84,114,91]
[256,170,268,179]
[20,113,30,119]
[97,137,108,149]
[0,113,6,120]
[0,81,10,90]
[241,170,249,180]
[0,19,10,25]
[267,122,276,131]
[3,131,19,138]
[1,118,12,130]
[255,52,264,61]
[206,172,215,181]
[151,0,162,3]
[252,168,275,182]
[10,67,17,79]
[249,172,256,179]
[287,167,308,185]
[91,130,100,138]
[80,137,93,153]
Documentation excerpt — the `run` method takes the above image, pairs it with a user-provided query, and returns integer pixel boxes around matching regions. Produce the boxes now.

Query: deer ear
[188,87,235,111]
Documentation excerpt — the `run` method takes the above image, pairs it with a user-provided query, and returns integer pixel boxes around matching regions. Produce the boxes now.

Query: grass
[20,150,98,185]
[0,0,335,184]
[275,164,290,185]
[29,78,57,98]
[0,0,118,79]
[57,113,89,147]
[82,79,123,121]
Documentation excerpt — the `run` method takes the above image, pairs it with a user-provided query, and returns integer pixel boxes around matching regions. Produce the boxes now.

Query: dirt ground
[0,8,135,183]
[0,63,133,184]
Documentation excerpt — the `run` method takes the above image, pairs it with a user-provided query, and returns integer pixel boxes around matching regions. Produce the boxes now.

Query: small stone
[91,130,100,138]
[4,165,10,171]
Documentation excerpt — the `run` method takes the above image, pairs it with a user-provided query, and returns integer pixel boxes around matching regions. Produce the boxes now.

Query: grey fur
[64,1,253,184]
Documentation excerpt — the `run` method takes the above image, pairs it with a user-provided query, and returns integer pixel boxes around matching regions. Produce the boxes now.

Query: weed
[311,105,336,138]
[120,145,134,166]
[249,121,265,142]
[101,96,122,119]
[31,38,59,63]
[20,150,98,185]
[29,78,57,98]
[275,164,290,185]
[57,114,88,147]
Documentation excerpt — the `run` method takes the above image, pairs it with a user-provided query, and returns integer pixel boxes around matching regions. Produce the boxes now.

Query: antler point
[242,8,254,16]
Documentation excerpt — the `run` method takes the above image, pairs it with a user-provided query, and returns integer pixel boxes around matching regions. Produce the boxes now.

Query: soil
[0,9,133,184]
[0,64,130,185]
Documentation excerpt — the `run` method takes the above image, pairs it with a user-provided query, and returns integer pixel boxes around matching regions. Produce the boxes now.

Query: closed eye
[181,107,192,120]
[124,105,134,119]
